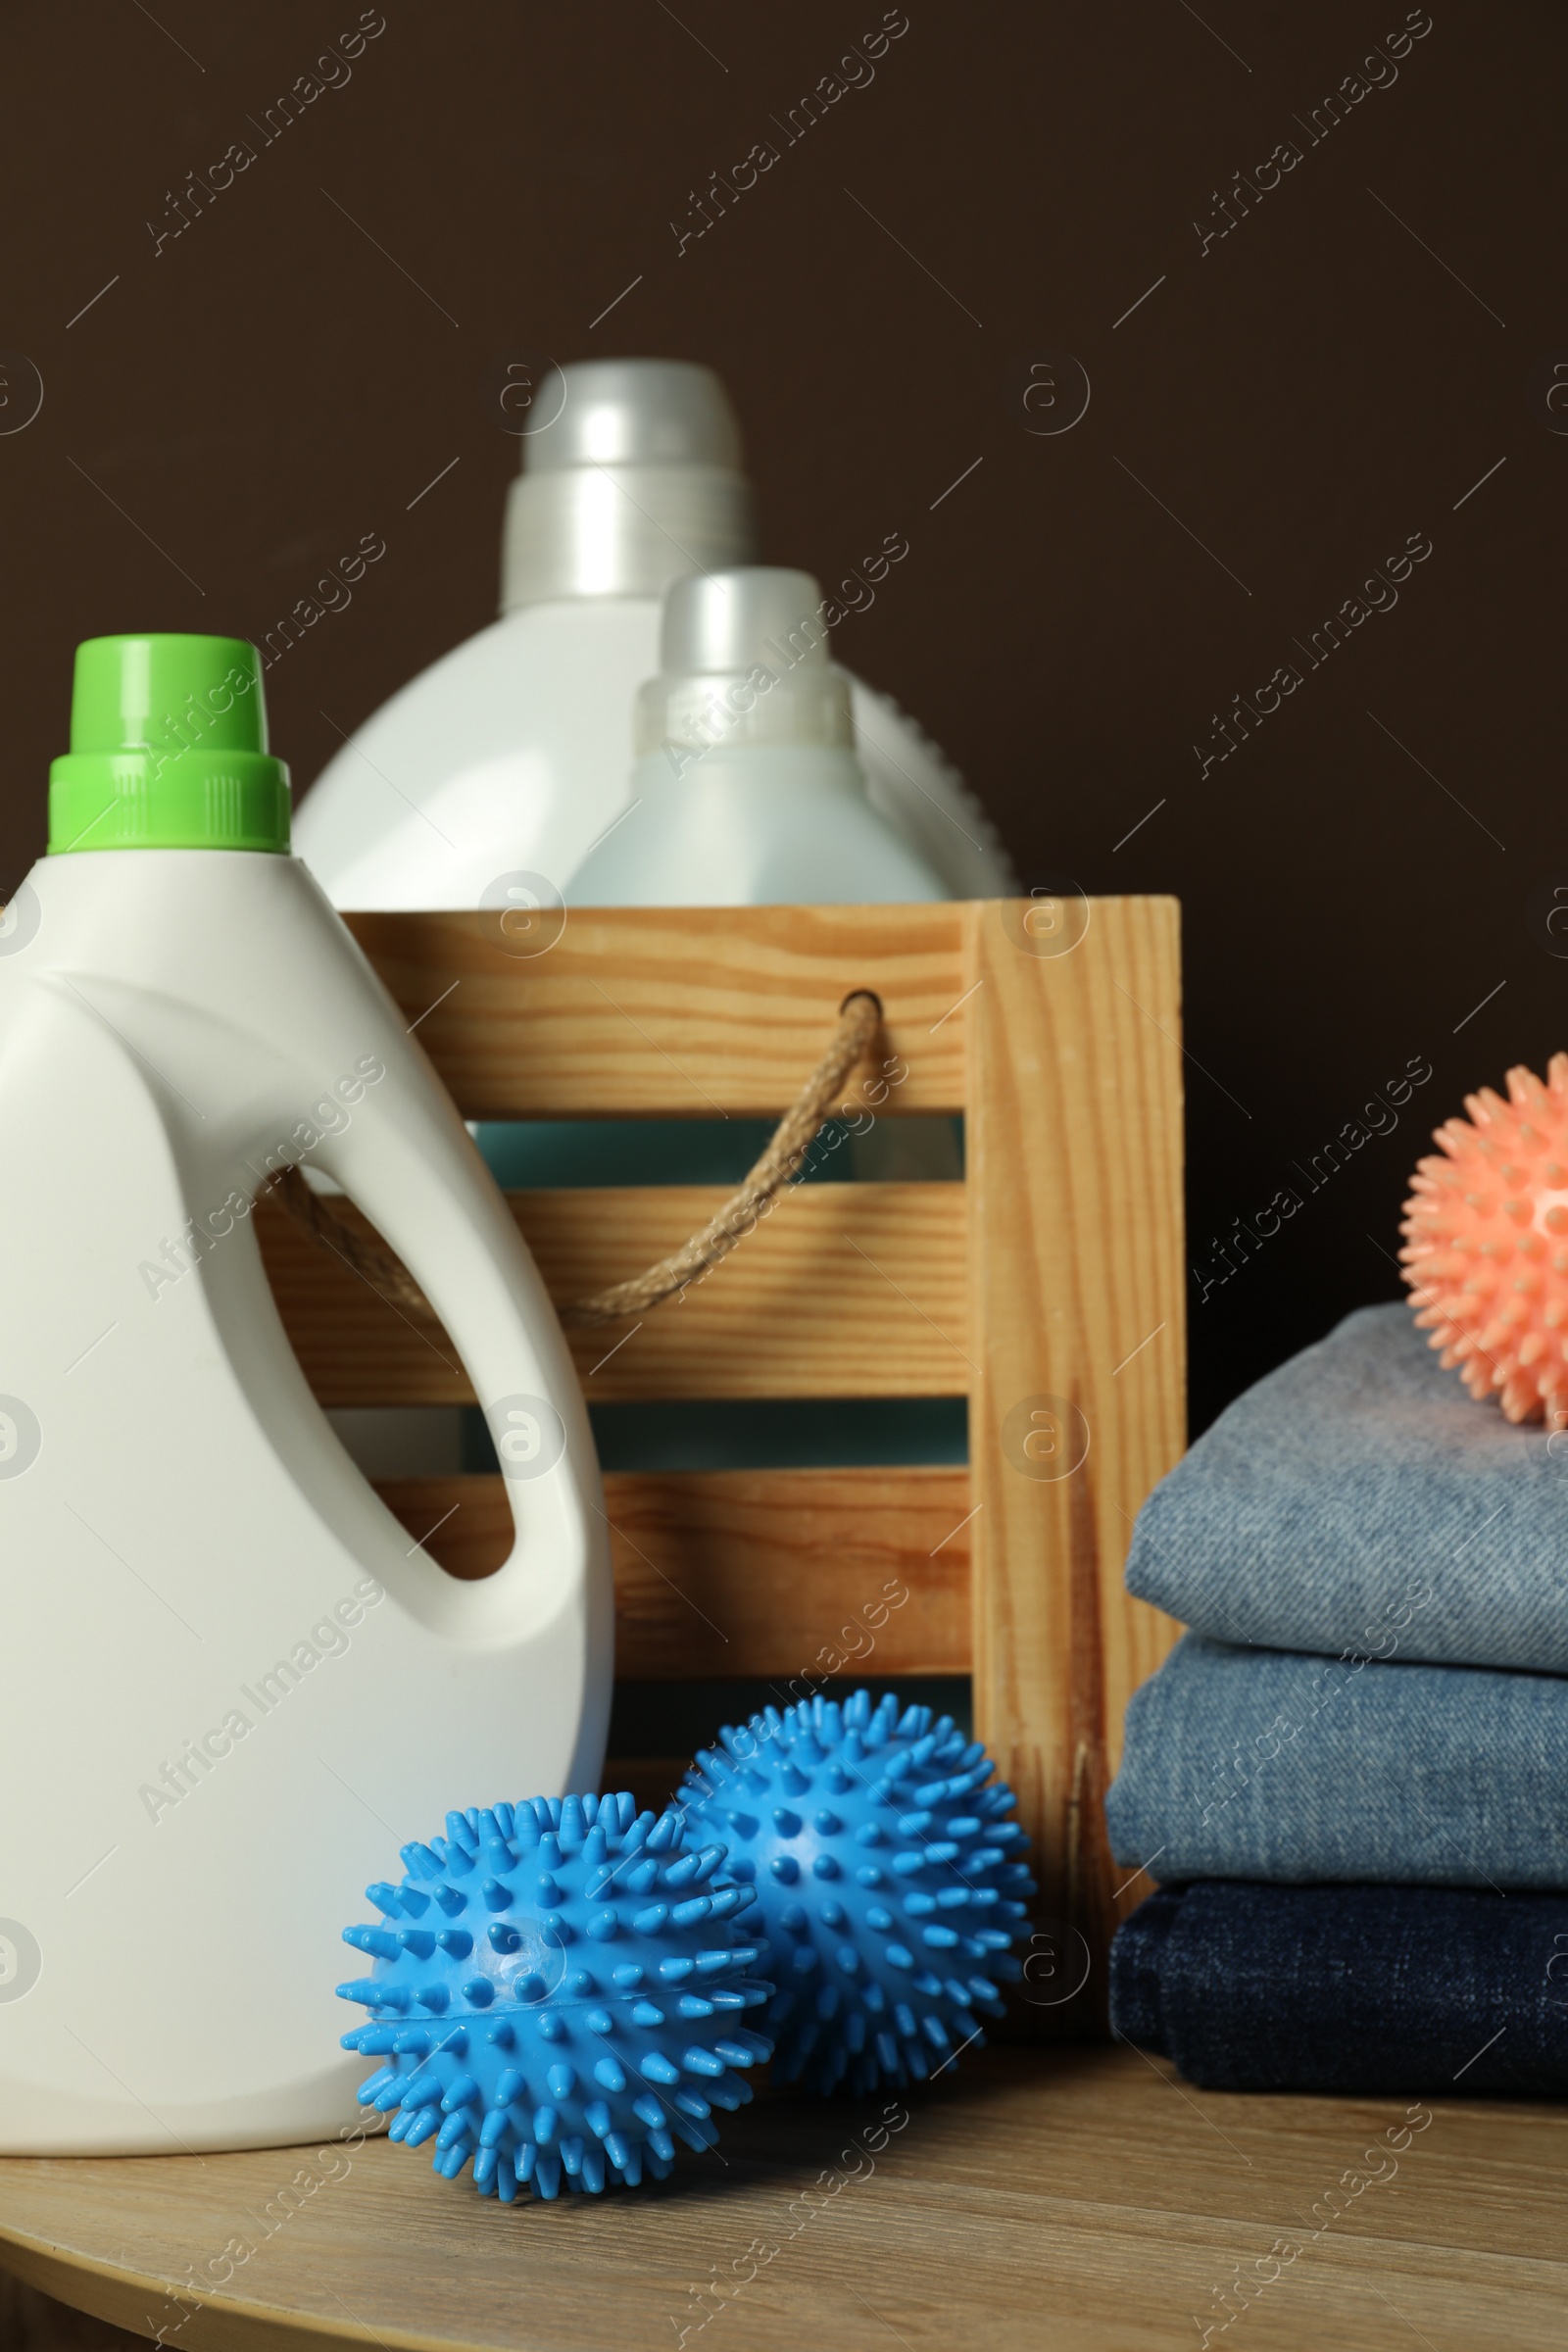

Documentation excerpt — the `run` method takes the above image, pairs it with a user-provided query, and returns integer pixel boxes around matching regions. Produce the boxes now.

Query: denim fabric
[1126,1303,1568,1673]
[1104,1633,1568,1888]
[1111,1880,1568,2093]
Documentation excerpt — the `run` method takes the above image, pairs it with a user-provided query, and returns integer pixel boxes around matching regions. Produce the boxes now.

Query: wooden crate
[257,898,1186,2009]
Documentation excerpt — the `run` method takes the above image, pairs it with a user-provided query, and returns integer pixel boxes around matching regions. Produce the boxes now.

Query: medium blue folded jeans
[1111,1880,1568,2093]
[1104,1633,1568,1888]
[1126,1304,1568,1673]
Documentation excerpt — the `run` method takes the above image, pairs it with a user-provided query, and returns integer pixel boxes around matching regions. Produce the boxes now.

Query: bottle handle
[317,1089,603,1646]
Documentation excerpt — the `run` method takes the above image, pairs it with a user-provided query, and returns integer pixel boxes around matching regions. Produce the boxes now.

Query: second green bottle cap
[48,634,291,855]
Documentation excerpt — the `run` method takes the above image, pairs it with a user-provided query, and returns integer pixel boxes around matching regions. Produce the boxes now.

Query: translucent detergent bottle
[292,358,1012,908]
[0,635,610,2153]
[568,566,948,906]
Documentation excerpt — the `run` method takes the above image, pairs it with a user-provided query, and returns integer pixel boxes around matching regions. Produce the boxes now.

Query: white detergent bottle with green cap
[567,566,948,906]
[0,633,610,2154]
[292,357,1012,908]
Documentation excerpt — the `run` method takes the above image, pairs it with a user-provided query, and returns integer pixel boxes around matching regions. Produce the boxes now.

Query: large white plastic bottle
[0,635,611,2153]
[569,567,947,907]
[292,358,1013,909]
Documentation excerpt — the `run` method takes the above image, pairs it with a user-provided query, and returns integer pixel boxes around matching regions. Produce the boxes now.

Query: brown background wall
[1,0,1560,1431]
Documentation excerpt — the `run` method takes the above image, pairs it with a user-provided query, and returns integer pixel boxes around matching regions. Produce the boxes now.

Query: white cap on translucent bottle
[501,360,758,610]
[634,567,856,760]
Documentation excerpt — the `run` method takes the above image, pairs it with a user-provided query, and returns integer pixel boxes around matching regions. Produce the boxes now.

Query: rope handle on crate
[270,990,885,1330]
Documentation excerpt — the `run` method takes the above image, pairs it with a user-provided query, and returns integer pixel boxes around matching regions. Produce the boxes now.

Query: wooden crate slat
[374,1466,973,1679]
[964,898,1186,2016]
[345,903,968,1117]
[260,1181,969,1402]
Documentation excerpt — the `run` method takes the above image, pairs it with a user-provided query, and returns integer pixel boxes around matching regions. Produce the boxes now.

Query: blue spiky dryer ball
[678,1690,1035,2097]
[336,1792,774,2201]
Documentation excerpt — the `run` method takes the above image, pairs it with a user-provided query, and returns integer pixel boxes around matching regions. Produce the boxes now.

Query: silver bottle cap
[636,567,855,758]
[501,360,757,609]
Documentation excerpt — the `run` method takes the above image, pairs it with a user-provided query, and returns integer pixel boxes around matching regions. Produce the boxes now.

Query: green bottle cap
[48,634,291,855]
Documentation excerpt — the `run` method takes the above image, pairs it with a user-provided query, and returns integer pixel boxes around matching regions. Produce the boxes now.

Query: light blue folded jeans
[1105,1633,1568,1889]
[1127,1304,1568,1673]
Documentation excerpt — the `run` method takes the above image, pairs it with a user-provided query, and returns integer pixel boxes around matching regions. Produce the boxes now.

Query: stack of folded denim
[1105,1303,1568,2092]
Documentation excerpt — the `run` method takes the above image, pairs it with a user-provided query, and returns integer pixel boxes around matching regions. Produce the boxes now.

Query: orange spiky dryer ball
[1401,1055,1568,1431]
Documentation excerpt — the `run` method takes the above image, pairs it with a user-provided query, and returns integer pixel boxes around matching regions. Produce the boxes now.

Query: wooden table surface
[0,2047,1562,2352]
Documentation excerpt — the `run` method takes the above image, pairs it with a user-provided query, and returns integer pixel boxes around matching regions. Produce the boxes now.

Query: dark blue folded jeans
[1112,1880,1568,2093]
[1105,1632,1568,1888]
[1126,1304,1568,1673]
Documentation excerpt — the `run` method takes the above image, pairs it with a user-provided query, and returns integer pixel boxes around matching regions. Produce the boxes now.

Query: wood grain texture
[963,900,1187,2025]
[1,2051,1562,2352]
[258,1182,969,1403]
[373,1468,973,1677]
[345,904,969,1118]
[274,899,1187,1980]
